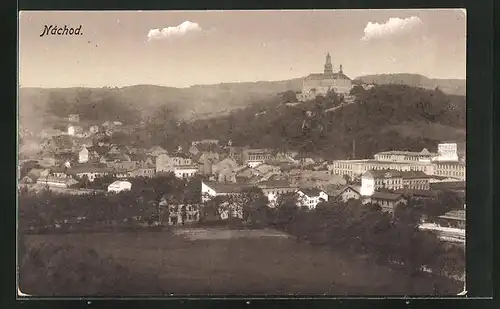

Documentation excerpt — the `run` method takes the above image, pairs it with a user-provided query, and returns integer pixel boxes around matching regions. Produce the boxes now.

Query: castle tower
[324,53,333,74]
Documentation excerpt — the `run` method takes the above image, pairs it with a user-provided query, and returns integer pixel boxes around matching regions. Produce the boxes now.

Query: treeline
[125,85,465,159]
[19,174,203,231]
[45,88,142,125]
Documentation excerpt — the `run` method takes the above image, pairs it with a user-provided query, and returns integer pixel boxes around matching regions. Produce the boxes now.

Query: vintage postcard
[18,9,466,297]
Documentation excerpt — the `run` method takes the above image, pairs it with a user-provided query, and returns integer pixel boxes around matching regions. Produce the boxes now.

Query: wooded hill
[354,74,465,96]
[129,84,465,159]
[19,73,464,133]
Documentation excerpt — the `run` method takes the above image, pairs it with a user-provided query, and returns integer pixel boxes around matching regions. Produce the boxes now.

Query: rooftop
[306,72,351,81]
[68,165,114,174]
[203,181,250,193]
[170,152,192,159]
[430,181,466,191]
[173,165,199,170]
[257,180,296,189]
[192,143,221,153]
[298,187,324,197]
[331,159,432,166]
[109,180,132,187]
[399,171,433,179]
[439,209,466,221]
[368,191,405,201]
[375,149,438,156]
[363,170,402,179]
[393,189,440,198]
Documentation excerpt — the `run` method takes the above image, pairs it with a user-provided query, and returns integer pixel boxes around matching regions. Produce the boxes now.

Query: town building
[296,188,329,209]
[433,161,466,181]
[373,148,437,163]
[360,170,404,195]
[159,200,200,226]
[172,165,199,179]
[336,185,362,203]
[436,209,466,229]
[328,159,435,180]
[156,153,193,173]
[68,114,80,123]
[67,125,83,136]
[360,169,432,193]
[129,153,155,168]
[99,153,132,164]
[256,180,298,207]
[429,180,465,192]
[146,146,168,157]
[436,142,459,161]
[67,165,114,182]
[419,208,465,244]
[242,148,274,167]
[107,180,132,193]
[36,176,78,188]
[211,158,239,183]
[105,160,137,171]
[190,145,220,163]
[201,181,248,202]
[333,171,408,214]
[363,192,407,213]
[89,125,100,134]
[400,171,432,190]
[128,167,155,178]
[78,146,89,163]
[191,139,219,146]
[328,142,466,181]
[297,53,353,101]
[228,146,246,163]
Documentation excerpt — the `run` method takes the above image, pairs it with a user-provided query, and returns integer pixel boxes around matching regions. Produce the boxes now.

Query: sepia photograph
[18,9,466,297]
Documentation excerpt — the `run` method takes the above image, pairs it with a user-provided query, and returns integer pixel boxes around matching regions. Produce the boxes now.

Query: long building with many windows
[328,142,466,181]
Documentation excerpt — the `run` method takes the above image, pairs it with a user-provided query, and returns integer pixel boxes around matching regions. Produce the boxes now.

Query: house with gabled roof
[146,146,168,157]
[66,165,114,182]
[36,175,78,188]
[335,184,362,203]
[156,152,193,173]
[297,188,329,209]
[256,180,298,207]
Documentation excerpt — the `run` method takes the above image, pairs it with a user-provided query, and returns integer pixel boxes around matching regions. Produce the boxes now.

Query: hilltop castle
[297,53,353,101]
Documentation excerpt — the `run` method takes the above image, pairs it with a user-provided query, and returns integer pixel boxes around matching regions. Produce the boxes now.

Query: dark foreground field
[21,228,462,296]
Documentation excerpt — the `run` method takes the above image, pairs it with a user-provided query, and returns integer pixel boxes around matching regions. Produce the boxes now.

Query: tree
[281,90,298,103]
[343,174,352,184]
[274,192,299,228]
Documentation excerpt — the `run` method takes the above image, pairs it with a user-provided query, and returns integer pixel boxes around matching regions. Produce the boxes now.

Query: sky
[19,9,466,88]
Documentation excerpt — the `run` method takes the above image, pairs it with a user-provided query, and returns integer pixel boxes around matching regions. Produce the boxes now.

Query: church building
[297,53,353,101]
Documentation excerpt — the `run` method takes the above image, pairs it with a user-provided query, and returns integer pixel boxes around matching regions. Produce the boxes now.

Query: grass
[23,228,462,296]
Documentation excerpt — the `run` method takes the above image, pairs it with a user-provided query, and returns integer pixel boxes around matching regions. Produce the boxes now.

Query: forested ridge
[130,84,465,159]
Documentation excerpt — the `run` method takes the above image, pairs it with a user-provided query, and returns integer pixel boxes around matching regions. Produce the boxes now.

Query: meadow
[21,228,462,296]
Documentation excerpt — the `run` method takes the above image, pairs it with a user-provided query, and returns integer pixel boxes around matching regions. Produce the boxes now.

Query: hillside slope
[354,74,465,96]
[19,74,464,134]
[131,84,465,159]
[19,78,304,131]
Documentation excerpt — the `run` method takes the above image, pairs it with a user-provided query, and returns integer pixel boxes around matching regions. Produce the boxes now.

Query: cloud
[147,21,202,41]
[361,16,423,41]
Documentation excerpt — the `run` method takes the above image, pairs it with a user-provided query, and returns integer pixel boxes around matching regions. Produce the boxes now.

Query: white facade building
[78,146,89,163]
[437,142,459,162]
[173,166,199,179]
[107,180,132,193]
[296,188,329,209]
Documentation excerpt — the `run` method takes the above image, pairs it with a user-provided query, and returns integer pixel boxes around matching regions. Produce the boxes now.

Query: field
[23,228,462,296]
